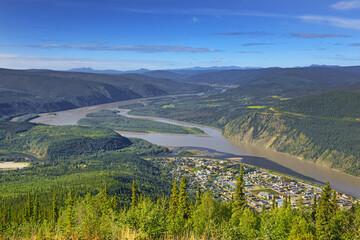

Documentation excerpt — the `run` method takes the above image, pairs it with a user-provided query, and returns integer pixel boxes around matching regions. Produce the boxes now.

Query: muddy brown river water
[30,96,360,198]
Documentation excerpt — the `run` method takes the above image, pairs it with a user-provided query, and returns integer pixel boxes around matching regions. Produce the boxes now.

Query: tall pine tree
[23,192,32,222]
[232,167,246,214]
[168,180,178,220]
[195,183,202,207]
[51,190,59,222]
[131,180,138,208]
[32,194,40,222]
[316,181,332,240]
[178,177,189,220]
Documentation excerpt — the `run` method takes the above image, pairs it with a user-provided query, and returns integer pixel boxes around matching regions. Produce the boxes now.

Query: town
[149,156,357,212]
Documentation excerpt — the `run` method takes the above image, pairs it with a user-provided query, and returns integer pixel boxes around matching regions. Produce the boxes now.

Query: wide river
[31,96,360,198]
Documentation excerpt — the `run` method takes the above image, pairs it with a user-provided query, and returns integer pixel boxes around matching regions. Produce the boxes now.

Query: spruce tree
[195,183,202,207]
[331,190,338,214]
[23,192,32,222]
[169,180,178,220]
[283,195,288,209]
[65,190,75,233]
[271,195,278,210]
[131,180,138,208]
[311,194,317,221]
[232,167,246,214]
[316,181,332,240]
[178,177,189,220]
[1,202,7,229]
[51,190,59,222]
[32,194,39,222]
[111,194,118,211]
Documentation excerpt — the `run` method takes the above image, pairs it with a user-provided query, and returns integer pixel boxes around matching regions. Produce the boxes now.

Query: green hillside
[0,68,210,120]
[0,122,132,160]
[224,91,360,176]
[276,90,360,119]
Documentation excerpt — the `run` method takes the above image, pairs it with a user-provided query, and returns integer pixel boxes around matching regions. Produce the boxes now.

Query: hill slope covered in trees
[0,68,210,120]
[224,90,360,176]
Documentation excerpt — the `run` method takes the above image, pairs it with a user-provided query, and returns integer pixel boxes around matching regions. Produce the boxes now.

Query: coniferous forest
[0,121,359,239]
[1,172,360,239]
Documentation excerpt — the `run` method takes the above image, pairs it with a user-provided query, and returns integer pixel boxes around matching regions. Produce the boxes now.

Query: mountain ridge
[0,68,210,119]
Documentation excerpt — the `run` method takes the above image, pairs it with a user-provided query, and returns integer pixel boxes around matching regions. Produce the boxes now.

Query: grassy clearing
[190,167,203,172]
[246,106,266,109]
[203,98,224,102]
[162,104,175,108]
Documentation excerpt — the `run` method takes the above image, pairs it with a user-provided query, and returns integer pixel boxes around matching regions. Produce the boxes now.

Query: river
[31,96,360,198]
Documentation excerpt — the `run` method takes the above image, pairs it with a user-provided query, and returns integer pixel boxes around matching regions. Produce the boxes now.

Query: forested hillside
[179,66,360,88]
[0,122,132,160]
[0,168,359,239]
[0,68,210,120]
[224,91,360,176]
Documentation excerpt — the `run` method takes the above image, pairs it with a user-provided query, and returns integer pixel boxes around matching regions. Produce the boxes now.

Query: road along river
[31,96,360,198]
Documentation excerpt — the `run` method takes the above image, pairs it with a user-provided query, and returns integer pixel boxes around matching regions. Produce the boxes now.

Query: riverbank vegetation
[78,109,204,134]
[224,91,360,176]
[124,90,360,177]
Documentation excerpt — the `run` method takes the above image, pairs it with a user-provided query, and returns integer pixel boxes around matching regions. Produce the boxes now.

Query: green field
[246,105,266,109]
[162,104,175,108]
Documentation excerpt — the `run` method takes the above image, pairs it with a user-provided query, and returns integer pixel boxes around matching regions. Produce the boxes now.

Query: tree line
[0,167,359,239]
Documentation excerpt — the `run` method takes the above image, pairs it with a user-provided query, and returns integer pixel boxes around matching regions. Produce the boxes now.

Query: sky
[0,0,360,70]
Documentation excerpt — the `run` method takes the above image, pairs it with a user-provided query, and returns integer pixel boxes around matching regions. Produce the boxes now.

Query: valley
[29,95,360,198]
[3,0,360,237]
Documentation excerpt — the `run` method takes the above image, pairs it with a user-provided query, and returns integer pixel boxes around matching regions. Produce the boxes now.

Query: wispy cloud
[299,15,360,30]
[303,48,327,51]
[89,40,109,44]
[0,52,190,70]
[332,54,360,61]
[330,0,360,10]
[349,43,360,46]
[237,51,261,54]
[216,31,271,37]
[118,8,360,31]
[211,57,223,63]
[192,17,199,22]
[117,8,291,18]
[0,44,220,53]
[291,33,351,38]
[242,43,272,47]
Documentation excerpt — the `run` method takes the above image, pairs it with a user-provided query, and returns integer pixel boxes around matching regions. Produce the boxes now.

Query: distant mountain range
[68,65,360,88]
[68,66,260,74]
[2,65,360,120]
[0,68,210,119]
[68,67,149,74]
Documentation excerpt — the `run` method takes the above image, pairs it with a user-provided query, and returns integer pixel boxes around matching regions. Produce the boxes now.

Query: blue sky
[0,0,360,70]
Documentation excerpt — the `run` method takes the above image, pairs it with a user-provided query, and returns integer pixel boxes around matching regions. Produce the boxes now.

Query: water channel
[30,96,360,198]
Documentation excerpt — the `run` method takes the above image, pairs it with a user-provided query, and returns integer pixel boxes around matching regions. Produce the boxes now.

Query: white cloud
[0,53,19,58]
[192,17,199,22]
[0,44,220,53]
[242,43,273,47]
[291,33,351,38]
[238,51,261,54]
[0,53,188,70]
[299,15,360,30]
[330,0,360,10]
